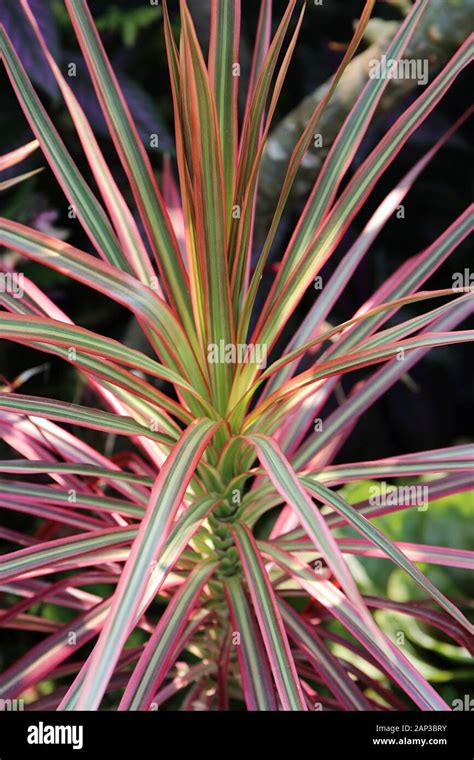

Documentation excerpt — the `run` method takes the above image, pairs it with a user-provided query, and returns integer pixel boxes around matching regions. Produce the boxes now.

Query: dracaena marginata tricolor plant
[0,0,472,711]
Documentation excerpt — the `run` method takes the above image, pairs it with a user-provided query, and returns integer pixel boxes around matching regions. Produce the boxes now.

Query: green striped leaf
[64,0,195,337]
[21,0,156,284]
[120,559,217,710]
[280,599,371,711]
[179,2,235,414]
[0,526,135,584]
[301,478,472,633]
[0,392,173,446]
[230,522,306,710]
[245,434,383,639]
[0,219,210,402]
[72,418,220,710]
[255,31,471,353]
[0,313,202,398]
[208,0,240,217]
[224,576,278,710]
[0,25,129,271]
[0,459,153,486]
[262,543,449,711]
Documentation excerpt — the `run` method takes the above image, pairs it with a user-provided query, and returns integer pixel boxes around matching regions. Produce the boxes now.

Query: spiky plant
[0,0,472,711]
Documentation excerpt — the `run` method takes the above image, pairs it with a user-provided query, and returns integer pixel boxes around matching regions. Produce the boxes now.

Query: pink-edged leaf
[119,559,217,710]
[224,575,278,710]
[296,295,474,468]
[280,599,371,710]
[244,434,388,645]
[254,32,472,353]
[0,25,129,271]
[262,543,450,711]
[230,522,306,710]
[21,0,157,285]
[64,0,196,336]
[0,138,39,171]
[208,0,240,216]
[72,418,219,710]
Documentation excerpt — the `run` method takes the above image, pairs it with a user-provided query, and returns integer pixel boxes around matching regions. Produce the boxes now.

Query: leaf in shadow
[2,0,60,98]
[66,53,172,151]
